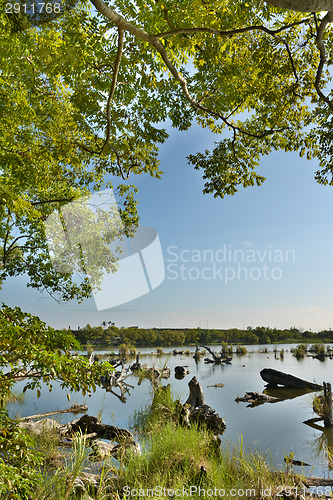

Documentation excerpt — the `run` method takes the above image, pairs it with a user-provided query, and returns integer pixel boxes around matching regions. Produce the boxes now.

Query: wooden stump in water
[185,376,206,407]
[323,382,333,427]
[184,376,226,433]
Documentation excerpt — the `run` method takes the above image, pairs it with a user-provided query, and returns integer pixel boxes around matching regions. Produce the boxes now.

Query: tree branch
[3,234,28,266]
[102,28,124,152]
[31,197,75,206]
[89,0,283,140]
[77,27,124,155]
[315,11,333,110]
[155,19,312,39]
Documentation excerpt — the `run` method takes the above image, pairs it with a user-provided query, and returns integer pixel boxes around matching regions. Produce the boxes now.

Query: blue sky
[2,122,333,331]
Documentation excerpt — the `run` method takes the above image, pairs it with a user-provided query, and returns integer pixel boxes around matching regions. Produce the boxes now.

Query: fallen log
[19,404,88,421]
[235,391,279,407]
[260,368,322,391]
[284,457,310,467]
[207,383,225,388]
[183,376,226,433]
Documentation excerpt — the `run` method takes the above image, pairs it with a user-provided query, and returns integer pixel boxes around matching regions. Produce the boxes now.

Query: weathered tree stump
[323,382,333,427]
[130,353,141,371]
[66,414,133,441]
[260,368,322,391]
[184,376,226,433]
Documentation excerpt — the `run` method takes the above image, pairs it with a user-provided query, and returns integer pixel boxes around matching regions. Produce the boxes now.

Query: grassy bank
[26,385,310,499]
[6,384,317,499]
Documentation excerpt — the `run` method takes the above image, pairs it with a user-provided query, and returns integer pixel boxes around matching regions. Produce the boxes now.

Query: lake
[8,344,333,479]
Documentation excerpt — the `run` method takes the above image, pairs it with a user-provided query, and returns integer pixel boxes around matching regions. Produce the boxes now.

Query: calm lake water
[8,344,333,479]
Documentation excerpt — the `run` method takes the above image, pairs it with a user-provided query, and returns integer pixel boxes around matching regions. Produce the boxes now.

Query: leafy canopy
[1,1,333,495]
[1,0,333,296]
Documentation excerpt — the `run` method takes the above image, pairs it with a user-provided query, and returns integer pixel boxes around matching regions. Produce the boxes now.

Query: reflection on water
[7,344,333,479]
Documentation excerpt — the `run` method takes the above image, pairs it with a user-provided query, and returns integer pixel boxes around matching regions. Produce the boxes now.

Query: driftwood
[312,352,333,361]
[19,404,88,421]
[173,350,183,355]
[132,361,170,384]
[284,457,310,467]
[260,368,322,391]
[207,383,225,388]
[235,392,279,407]
[202,345,232,365]
[101,361,134,403]
[183,376,226,433]
[175,366,189,379]
[21,414,134,443]
[130,353,170,380]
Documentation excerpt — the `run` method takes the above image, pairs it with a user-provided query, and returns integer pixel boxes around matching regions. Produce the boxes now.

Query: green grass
[119,421,299,500]
[16,384,308,500]
[123,385,303,500]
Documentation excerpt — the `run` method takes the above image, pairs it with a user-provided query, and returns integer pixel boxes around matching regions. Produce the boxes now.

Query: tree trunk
[263,0,333,12]
[260,368,322,390]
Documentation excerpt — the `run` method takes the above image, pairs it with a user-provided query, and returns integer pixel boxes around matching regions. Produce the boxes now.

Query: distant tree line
[70,324,333,347]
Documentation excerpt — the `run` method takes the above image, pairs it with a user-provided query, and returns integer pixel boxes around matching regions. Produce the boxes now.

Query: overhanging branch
[89,0,283,140]
[315,11,333,110]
